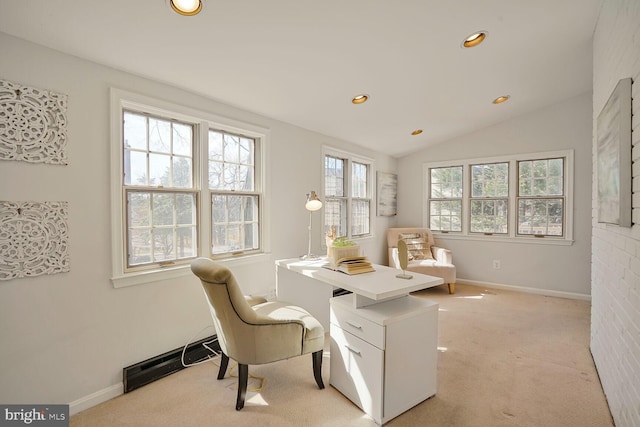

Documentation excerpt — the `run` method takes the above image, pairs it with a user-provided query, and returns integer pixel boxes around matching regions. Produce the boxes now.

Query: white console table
[275,258,442,425]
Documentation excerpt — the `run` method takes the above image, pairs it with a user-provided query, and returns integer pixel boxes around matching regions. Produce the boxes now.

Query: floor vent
[123,335,220,393]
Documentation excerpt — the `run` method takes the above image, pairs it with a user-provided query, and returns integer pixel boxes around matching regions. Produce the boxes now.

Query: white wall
[591,1,640,426]
[396,92,593,296]
[0,32,397,411]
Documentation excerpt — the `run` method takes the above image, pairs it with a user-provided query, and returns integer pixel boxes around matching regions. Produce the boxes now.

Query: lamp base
[300,254,321,261]
[396,273,413,280]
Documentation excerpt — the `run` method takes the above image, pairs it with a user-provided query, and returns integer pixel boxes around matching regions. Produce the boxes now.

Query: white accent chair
[190,257,325,410]
[387,227,456,294]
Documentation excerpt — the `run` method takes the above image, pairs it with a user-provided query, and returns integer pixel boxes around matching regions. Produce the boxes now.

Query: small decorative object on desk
[328,236,360,265]
[325,226,337,256]
[395,239,413,279]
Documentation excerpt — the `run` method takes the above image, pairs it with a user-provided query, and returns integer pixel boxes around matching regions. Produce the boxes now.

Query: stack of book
[330,256,375,275]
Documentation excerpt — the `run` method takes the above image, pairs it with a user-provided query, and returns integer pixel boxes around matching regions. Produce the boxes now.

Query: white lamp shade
[305,191,323,211]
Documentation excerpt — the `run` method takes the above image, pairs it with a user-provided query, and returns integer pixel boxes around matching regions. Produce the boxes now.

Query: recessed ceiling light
[170,0,202,16]
[352,94,369,104]
[462,31,487,48]
[493,95,510,104]
[411,129,423,136]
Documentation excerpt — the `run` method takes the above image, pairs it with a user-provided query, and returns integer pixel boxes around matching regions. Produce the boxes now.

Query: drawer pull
[345,321,363,330]
[345,345,361,356]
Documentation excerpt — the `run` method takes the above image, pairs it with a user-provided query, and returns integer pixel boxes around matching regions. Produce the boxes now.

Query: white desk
[275,258,443,329]
[275,258,442,425]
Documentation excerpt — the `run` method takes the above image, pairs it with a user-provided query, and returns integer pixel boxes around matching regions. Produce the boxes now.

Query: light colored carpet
[71,284,614,426]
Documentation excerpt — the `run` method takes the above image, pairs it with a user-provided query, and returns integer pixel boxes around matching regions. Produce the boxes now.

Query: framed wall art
[596,77,632,227]
[377,171,397,217]
[0,78,68,165]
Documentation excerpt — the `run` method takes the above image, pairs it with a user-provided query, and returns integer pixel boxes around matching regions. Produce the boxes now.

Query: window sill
[111,252,272,288]
[432,233,574,246]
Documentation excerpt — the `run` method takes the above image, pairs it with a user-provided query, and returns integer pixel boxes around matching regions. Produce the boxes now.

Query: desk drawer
[330,326,384,423]
[330,304,385,349]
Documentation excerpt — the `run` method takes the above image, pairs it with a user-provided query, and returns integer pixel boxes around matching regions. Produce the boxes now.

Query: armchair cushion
[387,227,456,290]
[398,232,434,260]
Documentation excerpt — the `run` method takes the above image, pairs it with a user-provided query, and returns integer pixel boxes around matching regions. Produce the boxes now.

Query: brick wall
[592,1,640,426]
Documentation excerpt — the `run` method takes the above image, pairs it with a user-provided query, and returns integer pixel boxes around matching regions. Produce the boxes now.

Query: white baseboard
[456,278,591,301]
[69,383,122,416]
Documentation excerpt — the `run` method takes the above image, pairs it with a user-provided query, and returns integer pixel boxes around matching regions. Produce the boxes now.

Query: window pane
[128,229,151,266]
[208,161,223,189]
[123,112,147,150]
[173,123,192,156]
[128,192,150,227]
[470,199,508,233]
[149,118,171,153]
[149,153,171,187]
[124,112,194,191]
[176,194,196,225]
[126,191,197,267]
[153,193,174,226]
[352,162,368,198]
[209,131,223,161]
[154,228,175,262]
[429,200,462,231]
[223,163,238,190]
[351,199,370,236]
[325,155,345,197]
[519,158,563,196]
[209,130,255,192]
[324,198,347,237]
[176,227,197,259]
[518,198,563,236]
[430,167,462,198]
[125,151,147,185]
[240,137,253,165]
[224,134,240,163]
[211,194,260,255]
[173,157,192,188]
[471,163,508,197]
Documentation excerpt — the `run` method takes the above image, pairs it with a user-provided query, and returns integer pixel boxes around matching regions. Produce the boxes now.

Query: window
[323,148,373,239]
[429,166,462,232]
[517,158,564,236]
[123,111,198,268]
[208,130,260,255]
[424,150,573,244]
[111,89,268,287]
[470,162,509,234]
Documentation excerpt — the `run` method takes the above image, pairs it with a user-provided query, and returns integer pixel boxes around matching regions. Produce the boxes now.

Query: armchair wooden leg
[312,350,325,389]
[236,364,248,410]
[218,352,229,380]
[448,283,455,294]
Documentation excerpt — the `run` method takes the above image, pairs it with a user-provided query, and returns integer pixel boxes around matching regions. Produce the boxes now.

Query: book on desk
[325,256,375,275]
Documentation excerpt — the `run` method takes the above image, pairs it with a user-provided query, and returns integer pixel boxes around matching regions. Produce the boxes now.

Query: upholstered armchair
[190,258,325,410]
[387,227,456,294]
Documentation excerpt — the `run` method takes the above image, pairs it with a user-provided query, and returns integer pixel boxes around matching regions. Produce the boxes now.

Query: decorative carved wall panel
[0,79,68,164]
[0,201,70,280]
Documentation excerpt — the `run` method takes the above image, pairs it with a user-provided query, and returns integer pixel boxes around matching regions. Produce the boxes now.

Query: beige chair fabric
[190,257,325,410]
[387,227,456,294]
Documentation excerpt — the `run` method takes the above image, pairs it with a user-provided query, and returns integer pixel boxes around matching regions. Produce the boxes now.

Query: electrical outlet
[492,259,501,270]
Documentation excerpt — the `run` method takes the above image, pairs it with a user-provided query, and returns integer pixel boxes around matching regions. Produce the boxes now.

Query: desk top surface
[275,257,443,301]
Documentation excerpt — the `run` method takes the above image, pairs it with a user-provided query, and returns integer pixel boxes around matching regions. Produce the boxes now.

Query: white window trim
[321,145,376,244]
[423,149,574,246]
[110,88,271,288]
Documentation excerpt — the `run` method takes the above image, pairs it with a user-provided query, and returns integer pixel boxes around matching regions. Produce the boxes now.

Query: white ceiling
[0,0,602,157]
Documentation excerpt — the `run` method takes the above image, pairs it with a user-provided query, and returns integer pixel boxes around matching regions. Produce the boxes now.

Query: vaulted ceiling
[0,0,602,157]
